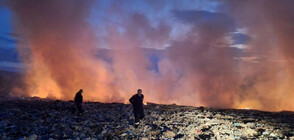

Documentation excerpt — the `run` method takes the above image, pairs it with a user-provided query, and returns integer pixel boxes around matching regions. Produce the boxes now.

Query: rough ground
[0,96,294,140]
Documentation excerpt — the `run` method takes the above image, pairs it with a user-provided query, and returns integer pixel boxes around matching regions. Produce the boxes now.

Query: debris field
[0,96,294,139]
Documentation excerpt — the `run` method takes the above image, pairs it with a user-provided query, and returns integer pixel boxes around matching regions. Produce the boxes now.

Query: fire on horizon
[1,0,294,111]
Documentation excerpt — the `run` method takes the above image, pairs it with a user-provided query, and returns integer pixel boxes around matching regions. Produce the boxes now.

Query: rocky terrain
[0,96,294,140]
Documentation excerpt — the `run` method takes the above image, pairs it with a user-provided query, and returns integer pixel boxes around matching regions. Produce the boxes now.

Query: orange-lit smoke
[5,0,294,111]
[222,0,294,111]
[7,0,118,102]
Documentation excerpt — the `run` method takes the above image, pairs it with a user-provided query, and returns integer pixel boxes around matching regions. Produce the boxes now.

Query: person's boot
[134,121,139,128]
[135,122,139,125]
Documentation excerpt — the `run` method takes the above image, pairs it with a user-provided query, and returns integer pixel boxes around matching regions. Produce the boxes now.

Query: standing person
[74,89,83,113]
[129,89,145,125]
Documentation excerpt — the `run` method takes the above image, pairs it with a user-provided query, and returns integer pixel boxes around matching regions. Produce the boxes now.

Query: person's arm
[81,95,83,104]
[142,95,144,106]
[129,95,134,104]
[74,94,77,102]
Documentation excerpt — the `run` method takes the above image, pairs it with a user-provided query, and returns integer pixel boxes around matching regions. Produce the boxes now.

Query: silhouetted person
[129,89,145,125]
[74,89,83,113]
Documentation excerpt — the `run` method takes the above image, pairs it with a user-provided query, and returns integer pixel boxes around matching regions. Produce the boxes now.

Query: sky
[1,0,294,111]
[0,7,21,72]
[0,0,249,72]
[0,0,240,72]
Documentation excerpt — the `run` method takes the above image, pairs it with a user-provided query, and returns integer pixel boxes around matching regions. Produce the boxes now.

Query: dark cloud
[0,34,17,45]
[0,47,19,62]
[125,13,171,49]
[172,9,236,33]
[231,33,251,45]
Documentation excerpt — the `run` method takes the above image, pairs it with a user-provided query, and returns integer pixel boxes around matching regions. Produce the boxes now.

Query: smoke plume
[4,0,294,111]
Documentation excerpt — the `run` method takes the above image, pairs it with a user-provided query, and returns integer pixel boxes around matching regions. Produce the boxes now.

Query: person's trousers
[134,109,144,123]
[75,103,83,113]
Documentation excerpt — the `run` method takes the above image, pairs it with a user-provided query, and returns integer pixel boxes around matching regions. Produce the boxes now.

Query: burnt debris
[0,96,293,139]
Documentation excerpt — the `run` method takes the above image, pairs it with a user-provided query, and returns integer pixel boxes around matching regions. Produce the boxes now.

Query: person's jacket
[129,94,144,110]
[74,92,83,105]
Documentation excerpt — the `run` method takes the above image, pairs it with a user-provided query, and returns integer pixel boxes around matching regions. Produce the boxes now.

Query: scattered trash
[0,96,293,139]
[174,134,184,139]
[126,131,132,134]
[28,134,37,140]
[262,131,269,135]
[163,130,176,138]
[196,129,202,134]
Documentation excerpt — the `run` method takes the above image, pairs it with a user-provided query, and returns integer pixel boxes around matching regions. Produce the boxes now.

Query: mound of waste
[0,96,294,139]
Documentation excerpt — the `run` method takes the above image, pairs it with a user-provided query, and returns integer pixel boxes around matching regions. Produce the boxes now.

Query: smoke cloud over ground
[2,0,294,111]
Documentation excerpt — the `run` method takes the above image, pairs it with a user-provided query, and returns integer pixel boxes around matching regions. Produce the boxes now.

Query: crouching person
[129,89,145,126]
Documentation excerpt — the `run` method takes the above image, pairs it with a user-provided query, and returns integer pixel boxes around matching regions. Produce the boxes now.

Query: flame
[6,0,294,112]
[25,58,62,99]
